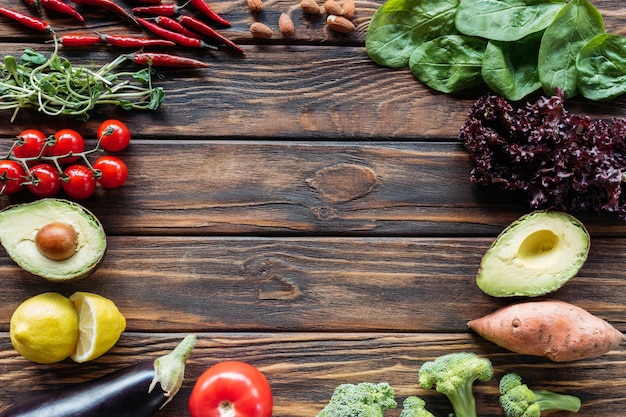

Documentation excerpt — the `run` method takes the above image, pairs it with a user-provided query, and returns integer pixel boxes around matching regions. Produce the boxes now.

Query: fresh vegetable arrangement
[366,0,626,101]
[0,119,130,198]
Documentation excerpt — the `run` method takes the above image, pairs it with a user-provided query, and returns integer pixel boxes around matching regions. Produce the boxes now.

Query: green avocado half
[476,211,590,297]
[0,199,106,282]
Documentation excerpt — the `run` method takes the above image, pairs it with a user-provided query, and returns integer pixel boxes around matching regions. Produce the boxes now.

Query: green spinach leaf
[577,34,626,101]
[482,32,543,101]
[538,0,605,98]
[409,35,487,93]
[366,0,459,68]
[455,0,565,42]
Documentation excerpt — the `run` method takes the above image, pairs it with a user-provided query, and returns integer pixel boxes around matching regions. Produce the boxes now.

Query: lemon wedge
[70,291,126,363]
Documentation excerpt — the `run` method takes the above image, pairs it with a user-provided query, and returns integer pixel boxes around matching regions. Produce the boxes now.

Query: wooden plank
[1,141,624,236]
[0,332,623,417]
[0,236,624,333]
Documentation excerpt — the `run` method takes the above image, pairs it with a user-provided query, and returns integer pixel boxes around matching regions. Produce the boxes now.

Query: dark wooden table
[0,0,625,415]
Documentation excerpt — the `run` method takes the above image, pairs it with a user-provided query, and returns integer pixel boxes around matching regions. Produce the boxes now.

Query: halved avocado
[476,211,590,297]
[0,199,106,282]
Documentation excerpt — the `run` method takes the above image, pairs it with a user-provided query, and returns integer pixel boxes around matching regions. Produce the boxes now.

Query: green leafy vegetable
[538,0,605,98]
[366,0,458,68]
[455,0,565,42]
[482,31,543,101]
[576,33,626,101]
[409,35,487,93]
[0,36,165,122]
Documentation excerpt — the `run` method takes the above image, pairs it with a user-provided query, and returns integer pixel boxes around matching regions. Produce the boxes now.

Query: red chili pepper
[131,3,185,15]
[98,32,176,47]
[70,0,138,25]
[137,17,212,48]
[41,0,84,21]
[155,15,201,39]
[60,34,103,46]
[187,0,230,27]
[177,14,243,54]
[129,52,209,68]
[0,7,52,32]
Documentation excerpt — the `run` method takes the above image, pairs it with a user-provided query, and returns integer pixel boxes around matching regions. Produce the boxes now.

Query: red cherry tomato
[13,129,47,159]
[0,160,26,195]
[27,163,61,197]
[97,119,131,152]
[62,164,96,199]
[93,156,128,189]
[47,129,85,164]
[188,361,273,417]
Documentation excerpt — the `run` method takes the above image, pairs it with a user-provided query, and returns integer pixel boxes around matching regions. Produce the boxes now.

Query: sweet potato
[467,299,624,362]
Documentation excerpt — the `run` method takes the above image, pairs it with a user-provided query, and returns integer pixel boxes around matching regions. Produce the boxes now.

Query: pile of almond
[247,0,357,38]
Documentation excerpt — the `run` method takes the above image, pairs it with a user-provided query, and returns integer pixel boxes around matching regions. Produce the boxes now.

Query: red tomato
[13,129,47,159]
[47,129,85,164]
[188,361,273,417]
[97,119,131,152]
[62,164,96,199]
[93,156,128,189]
[0,160,26,195]
[27,163,61,197]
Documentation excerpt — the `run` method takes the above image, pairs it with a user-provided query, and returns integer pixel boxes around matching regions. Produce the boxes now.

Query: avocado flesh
[476,211,590,297]
[0,199,106,281]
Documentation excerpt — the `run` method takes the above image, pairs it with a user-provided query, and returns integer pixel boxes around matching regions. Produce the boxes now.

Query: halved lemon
[69,291,126,363]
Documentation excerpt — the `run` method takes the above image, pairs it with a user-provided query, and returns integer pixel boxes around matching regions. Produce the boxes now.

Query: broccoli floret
[316,382,397,417]
[399,396,435,417]
[499,373,581,417]
[417,352,493,417]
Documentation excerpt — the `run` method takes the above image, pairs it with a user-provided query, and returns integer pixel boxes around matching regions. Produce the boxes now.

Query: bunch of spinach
[366,0,626,101]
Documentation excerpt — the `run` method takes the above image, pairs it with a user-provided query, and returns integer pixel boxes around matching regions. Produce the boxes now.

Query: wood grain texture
[0,0,625,415]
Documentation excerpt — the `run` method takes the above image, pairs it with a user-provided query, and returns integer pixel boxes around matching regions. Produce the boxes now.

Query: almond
[323,0,343,15]
[326,14,355,33]
[247,0,264,12]
[278,12,295,36]
[342,0,355,19]
[300,0,321,15]
[250,22,273,38]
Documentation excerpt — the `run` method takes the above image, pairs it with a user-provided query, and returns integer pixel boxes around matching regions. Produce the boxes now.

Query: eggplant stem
[149,334,196,407]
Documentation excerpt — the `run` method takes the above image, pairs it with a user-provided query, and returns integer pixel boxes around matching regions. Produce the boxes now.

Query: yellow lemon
[69,291,126,363]
[10,292,79,364]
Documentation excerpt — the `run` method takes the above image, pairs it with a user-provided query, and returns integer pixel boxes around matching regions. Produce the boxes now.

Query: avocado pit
[36,222,78,261]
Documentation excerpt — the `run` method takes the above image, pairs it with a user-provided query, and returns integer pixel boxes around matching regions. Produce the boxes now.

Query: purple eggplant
[0,334,196,417]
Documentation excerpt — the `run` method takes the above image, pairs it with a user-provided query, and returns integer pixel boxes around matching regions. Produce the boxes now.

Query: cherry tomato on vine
[47,129,85,164]
[0,160,26,195]
[97,119,131,152]
[27,163,61,197]
[188,361,273,417]
[62,164,96,199]
[93,155,128,189]
[13,129,47,159]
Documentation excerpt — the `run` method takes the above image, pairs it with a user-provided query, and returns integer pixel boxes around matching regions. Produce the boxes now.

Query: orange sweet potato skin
[467,299,624,362]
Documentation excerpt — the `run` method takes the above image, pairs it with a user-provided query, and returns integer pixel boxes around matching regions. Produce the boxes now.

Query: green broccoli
[399,396,435,417]
[417,352,494,417]
[499,372,581,417]
[316,382,397,417]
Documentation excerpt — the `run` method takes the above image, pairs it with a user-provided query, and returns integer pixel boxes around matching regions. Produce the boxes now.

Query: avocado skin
[0,199,106,282]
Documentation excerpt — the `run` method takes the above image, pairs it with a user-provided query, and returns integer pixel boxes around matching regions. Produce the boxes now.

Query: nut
[247,0,264,12]
[301,0,322,15]
[278,12,295,36]
[323,0,343,15]
[342,0,355,19]
[250,22,273,38]
[326,14,355,33]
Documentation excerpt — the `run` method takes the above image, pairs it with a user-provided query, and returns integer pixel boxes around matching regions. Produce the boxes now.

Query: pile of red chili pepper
[1,0,243,67]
